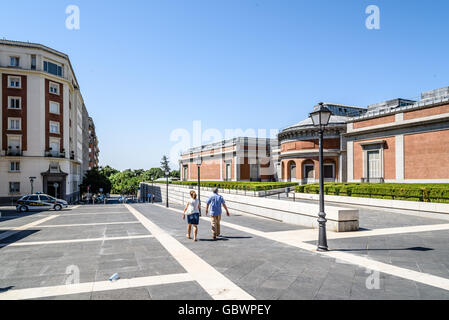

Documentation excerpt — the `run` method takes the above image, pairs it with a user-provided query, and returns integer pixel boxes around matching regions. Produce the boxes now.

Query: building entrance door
[47,184,61,199]
[226,164,231,181]
[367,150,381,181]
[304,164,314,184]
[289,164,296,182]
[250,164,259,181]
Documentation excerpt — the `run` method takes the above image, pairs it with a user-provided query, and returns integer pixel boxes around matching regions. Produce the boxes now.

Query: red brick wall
[353,137,396,180]
[45,79,64,152]
[404,129,449,179]
[281,138,340,152]
[2,74,27,151]
[353,115,396,129]
[404,103,449,121]
[191,158,221,180]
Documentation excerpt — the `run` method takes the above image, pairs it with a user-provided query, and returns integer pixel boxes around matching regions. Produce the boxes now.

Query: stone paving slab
[3,202,449,300]
[0,223,151,244]
[132,204,449,300]
[306,230,449,279]
[43,213,138,225]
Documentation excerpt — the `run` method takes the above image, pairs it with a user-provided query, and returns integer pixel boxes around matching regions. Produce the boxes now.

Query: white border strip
[0,273,193,300]
[125,204,254,300]
[0,235,154,248]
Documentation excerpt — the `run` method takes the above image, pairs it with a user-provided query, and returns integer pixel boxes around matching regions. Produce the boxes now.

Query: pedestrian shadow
[0,286,14,293]
[220,236,253,240]
[198,236,253,242]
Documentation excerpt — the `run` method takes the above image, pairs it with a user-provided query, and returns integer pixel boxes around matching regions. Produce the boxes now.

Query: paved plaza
[0,199,449,300]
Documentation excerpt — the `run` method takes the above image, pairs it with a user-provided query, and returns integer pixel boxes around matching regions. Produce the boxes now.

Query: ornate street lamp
[195,155,203,215]
[309,102,332,252]
[165,169,170,208]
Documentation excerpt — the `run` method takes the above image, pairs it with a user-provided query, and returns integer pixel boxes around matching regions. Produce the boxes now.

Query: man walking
[205,188,230,240]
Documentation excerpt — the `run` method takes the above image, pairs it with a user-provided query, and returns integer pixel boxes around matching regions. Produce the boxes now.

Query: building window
[49,82,60,95]
[8,97,21,109]
[323,164,335,179]
[49,101,60,114]
[49,140,60,156]
[10,57,20,67]
[49,121,60,134]
[31,55,37,70]
[9,182,20,194]
[7,136,21,152]
[8,118,21,130]
[9,161,20,172]
[8,76,21,88]
[44,60,63,77]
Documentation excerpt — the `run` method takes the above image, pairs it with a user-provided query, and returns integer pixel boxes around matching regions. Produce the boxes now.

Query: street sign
[53,183,59,188]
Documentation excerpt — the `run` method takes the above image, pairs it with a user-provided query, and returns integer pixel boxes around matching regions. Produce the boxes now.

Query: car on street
[16,194,68,212]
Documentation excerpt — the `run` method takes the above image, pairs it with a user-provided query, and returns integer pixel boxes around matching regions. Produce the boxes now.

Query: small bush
[150,180,298,192]
[294,183,449,204]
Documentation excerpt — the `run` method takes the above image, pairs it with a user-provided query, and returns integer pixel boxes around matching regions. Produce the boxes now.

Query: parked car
[16,194,68,212]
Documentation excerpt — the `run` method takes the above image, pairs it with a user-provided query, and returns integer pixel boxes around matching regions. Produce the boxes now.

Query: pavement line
[0,235,154,247]
[0,215,60,242]
[266,223,449,241]
[125,204,254,300]
[38,221,141,228]
[156,204,449,292]
[0,273,193,300]
[60,211,130,216]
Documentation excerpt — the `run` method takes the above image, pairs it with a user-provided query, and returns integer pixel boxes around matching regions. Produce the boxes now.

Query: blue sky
[1,0,449,170]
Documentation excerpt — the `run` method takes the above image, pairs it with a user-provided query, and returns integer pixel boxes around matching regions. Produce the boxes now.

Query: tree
[134,169,145,177]
[143,168,164,181]
[170,170,180,179]
[80,167,112,194]
[100,165,119,178]
[109,169,140,195]
[160,155,171,175]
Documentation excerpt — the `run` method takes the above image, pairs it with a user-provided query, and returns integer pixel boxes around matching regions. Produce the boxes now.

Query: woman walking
[182,190,200,241]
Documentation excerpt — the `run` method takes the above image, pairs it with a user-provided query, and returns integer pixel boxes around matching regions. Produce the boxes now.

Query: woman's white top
[186,198,200,215]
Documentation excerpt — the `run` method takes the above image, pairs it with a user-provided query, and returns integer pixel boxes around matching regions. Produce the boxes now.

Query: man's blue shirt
[207,194,225,216]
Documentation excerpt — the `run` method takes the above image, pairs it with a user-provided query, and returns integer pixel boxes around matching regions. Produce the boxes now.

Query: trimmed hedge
[148,181,298,191]
[295,183,449,204]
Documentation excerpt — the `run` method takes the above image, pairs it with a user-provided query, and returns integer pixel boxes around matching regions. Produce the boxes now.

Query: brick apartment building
[180,86,449,184]
[0,40,99,203]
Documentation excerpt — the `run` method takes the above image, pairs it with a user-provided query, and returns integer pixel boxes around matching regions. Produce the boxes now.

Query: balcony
[6,147,23,157]
[45,150,66,159]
